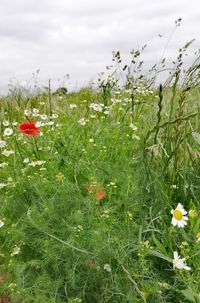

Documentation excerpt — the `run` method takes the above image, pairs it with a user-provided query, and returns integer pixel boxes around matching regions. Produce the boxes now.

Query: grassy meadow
[0,45,200,303]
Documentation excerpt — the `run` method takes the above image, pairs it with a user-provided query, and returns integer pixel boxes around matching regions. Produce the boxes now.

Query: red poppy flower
[19,122,40,136]
[95,187,106,200]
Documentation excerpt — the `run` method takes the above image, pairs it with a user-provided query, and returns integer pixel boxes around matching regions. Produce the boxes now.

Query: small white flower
[173,251,191,270]
[32,108,39,117]
[23,158,30,164]
[88,138,94,143]
[196,232,200,241]
[3,128,13,136]
[46,121,54,126]
[11,245,21,257]
[3,120,9,126]
[0,219,5,228]
[78,118,87,126]
[69,104,77,109]
[132,134,140,140]
[2,149,14,157]
[40,114,48,120]
[89,103,104,112]
[129,123,138,131]
[0,162,8,168]
[171,203,188,228]
[28,160,46,167]
[51,113,58,119]
[0,183,6,189]
[0,140,7,148]
[24,109,31,116]
[104,263,111,272]
[35,121,42,128]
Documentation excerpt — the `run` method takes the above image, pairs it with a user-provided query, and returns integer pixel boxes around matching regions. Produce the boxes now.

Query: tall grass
[0,40,200,303]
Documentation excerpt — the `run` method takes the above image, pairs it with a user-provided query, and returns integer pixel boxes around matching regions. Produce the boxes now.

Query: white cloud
[0,0,199,93]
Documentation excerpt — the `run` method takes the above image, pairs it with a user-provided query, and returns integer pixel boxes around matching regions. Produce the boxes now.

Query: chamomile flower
[3,128,13,136]
[129,123,138,131]
[2,149,14,157]
[0,183,6,189]
[3,120,9,126]
[24,109,31,116]
[196,232,200,241]
[0,162,8,168]
[69,104,77,109]
[11,245,21,257]
[40,114,48,120]
[103,264,112,272]
[23,158,30,164]
[171,203,188,228]
[0,219,5,228]
[32,108,39,116]
[0,140,6,148]
[78,118,87,126]
[173,251,191,270]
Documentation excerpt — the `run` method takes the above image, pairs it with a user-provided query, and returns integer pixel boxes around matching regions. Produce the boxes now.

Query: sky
[0,0,199,94]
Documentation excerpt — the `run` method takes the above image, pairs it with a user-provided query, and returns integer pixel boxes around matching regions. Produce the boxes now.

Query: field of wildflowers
[0,43,200,302]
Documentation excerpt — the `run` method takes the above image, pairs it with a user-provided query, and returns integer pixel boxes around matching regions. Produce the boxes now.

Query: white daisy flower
[0,183,6,189]
[196,232,200,241]
[173,251,191,270]
[171,203,188,228]
[2,149,14,157]
[3,120,9,126]
[40,114,48,120]
[0,162,8,168]
[35,121,42,128]
[69,103,77,109]
[103,263,112,272]
[51,113,58,119]
[32,108,39,117]
[46,121,54,126]
[0,219,5,228]
[24,109,31,116]
[78,118,87,126]
[3,128,13,136]
[132,134,140,140]
[11,245,21,257]
[23,158,30,164]
[129,123,138,131]
[0,140,6,148]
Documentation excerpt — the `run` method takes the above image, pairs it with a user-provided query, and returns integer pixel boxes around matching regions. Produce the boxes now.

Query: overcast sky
[0,0,199,94]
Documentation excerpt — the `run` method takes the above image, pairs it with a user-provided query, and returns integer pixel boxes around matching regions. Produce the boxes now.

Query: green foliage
[0,44,200,302]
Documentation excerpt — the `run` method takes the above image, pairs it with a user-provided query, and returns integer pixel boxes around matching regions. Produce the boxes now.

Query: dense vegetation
[0,42,200,302]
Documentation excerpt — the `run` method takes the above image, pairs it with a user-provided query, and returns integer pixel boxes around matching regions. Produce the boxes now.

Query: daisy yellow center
[173,210,183,220]
[196,232,200,238]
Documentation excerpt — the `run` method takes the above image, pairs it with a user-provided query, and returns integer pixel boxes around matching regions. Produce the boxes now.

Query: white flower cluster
[28,160,46,167]
[0,162,8,168]
[89,103,104,112]
[78,118,88,126]
[24,109,58,120]
[133,85,154,96]
[0,177,15,190]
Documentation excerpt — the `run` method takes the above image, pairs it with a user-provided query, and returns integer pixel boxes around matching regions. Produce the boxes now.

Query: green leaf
[181,289,197,303]
[152,234,168,255]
